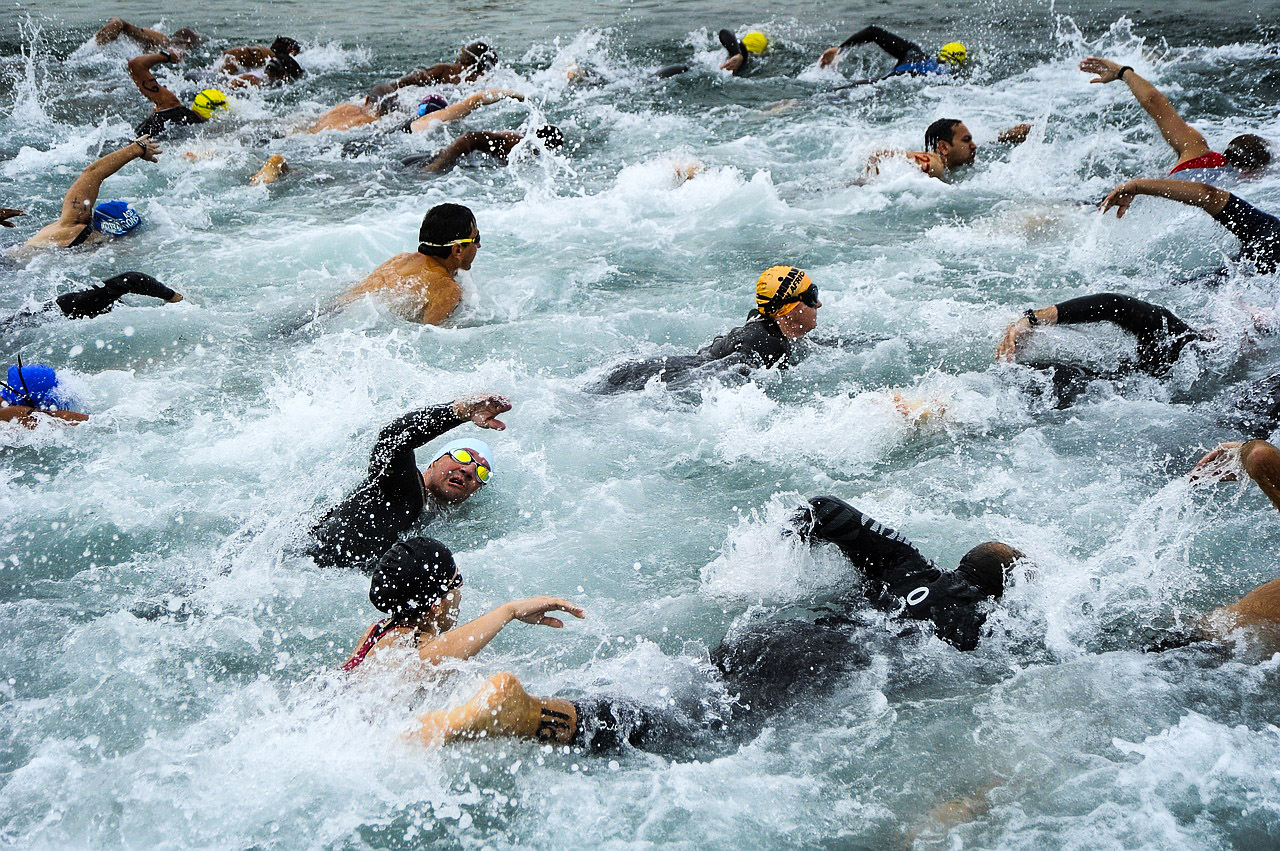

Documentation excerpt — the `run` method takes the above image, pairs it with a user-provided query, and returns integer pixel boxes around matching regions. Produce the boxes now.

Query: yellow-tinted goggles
[448,449,490,483]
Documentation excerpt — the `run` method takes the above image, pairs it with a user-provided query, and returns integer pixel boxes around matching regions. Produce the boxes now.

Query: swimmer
[250,154,289,185]
[2,272,182,331]
[127,51,229,138]
[1,209,24,228]
[306,392,510,569]
[335,203,478,325]
[406,125,563,173]
[94,18,202,49]
[820,26,968,84]
[1100,179,1280,275]
[21,137,160,251]
[1079,58,1271,180]
[0,362,88,427]
[592,265,822,394]
[871,118,1031,180]
[315,90,523,137]
[656,28,764,79]
[367,42,498,101]
[216,36,305,86]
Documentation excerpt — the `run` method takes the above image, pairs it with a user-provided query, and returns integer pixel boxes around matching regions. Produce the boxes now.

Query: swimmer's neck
[415,251,464,278]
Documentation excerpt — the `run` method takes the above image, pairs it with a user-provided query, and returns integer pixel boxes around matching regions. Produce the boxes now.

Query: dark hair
[271,36,302,56]
[925,118,963,152]
[375,94,401,117]
[418,203,476,257]
[462,41,497,73]
[265,52,304,82]
[1224,134,1271,172]
[369,537,460,621]
[535,125,564,150]
[955,541,1025,598]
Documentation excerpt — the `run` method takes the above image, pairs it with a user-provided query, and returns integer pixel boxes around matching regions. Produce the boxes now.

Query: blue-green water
[2,1,1280,847]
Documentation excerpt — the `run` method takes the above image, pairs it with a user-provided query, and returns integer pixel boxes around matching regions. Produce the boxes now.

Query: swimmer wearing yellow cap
[819,25,968,85]
[127,50,229,137]
[191,89,230,120]
[591,265,822,394]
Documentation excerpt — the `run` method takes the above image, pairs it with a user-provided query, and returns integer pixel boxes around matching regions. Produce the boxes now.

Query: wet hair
[417,203,476,257]
[535,125,565,150]
[375,94,401,117]
[265,52,305,82]
[271,36,302,56]
[1224,134,1271,172]
[369,537,461,621]
[461,41,497,73]
[925,118,964,152]
[955,541,1025,598]
[171,28,203,47]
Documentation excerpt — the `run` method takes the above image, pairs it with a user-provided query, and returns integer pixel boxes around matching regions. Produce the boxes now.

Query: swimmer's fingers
[1099,185,1132,218]
[453,393,513,430]
[1190,443,1243,482]
[0,208,24,227]
[510,597,586,626]
[134,135,162,161]
[995,322,1025,360]
[167,292,184,303]
[1079,57,1119,83]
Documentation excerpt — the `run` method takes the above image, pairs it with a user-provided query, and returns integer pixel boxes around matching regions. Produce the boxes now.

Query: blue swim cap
[2,364,64,409]
[417,94,448,117]
[92,201,142,237]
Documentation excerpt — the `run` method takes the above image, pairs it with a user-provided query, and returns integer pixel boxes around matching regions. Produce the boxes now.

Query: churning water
[3,0,1280,846]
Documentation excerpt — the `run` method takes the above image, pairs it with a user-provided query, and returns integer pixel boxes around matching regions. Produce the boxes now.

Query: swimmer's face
[456,221,480,271]
[941,123,977,167]
[423,446,489,504]
[777,297,821,339]
[428,587,461,632]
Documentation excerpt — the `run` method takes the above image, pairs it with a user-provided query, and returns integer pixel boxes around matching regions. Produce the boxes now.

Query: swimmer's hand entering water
[1191,441,1244,483]
[450,393,512,430]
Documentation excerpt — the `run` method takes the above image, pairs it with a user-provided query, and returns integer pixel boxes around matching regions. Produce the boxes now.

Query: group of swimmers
[5,20,1280,770]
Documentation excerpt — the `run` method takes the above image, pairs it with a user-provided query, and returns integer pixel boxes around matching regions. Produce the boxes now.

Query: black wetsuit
[1213,194,1280,274]
[1,272,175,331]
[1023,293,1208,407]
[832,26,947,85]
[656,28,749,79]
[307,405,464,569]
[135,106,205,139]
[591,313,793,394]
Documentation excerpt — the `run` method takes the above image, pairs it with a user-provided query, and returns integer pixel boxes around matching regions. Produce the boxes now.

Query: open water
[2,1,1280,847]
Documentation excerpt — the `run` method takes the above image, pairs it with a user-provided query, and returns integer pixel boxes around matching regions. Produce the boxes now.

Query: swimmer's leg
[838,26,926,64]
[250,154,290,185]
[412,672,579,747]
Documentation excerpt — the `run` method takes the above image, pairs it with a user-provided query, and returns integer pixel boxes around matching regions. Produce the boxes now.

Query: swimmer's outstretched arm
[420,131,520,173]
[127,52,185,111]
[997,294,1199,361]
[0,405,88,426]
[95,18,169,49]
[1079,58,1211,162]
[1100,178,1229,220]
[57,137,161,229]
[408,89,523,133]
[416,597,585,665]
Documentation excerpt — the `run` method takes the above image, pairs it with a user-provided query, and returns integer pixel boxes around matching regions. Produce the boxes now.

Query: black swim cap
[271,36,302,56]
[369,537,461,619]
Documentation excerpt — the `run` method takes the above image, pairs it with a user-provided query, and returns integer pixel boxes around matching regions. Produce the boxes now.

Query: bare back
[340,252,463,325]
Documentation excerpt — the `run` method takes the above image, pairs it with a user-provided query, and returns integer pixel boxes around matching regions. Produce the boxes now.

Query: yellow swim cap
[756,266,814,318]
[937,42,967,65]
[742,32,768,55]
[191,89,230,120]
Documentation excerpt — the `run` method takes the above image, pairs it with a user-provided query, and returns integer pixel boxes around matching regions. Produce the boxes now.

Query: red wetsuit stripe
[1170,152,1228,174]
[342,618,397,671]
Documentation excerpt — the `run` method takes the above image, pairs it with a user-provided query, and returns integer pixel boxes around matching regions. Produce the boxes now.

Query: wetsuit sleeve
[1212,194,1280,274]
[368,405,466,477]
[837,26,926,63]
[698,319,791,369]
[55,272,176,319]
[1053,292,1204,375]
[802,496,940,588]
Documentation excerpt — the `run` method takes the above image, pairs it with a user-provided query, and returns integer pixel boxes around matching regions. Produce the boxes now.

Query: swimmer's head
[1224,134,1271,173]
[535,125,565,150]
[270,36,302,57]
[375,94,402,117]
[936,42,967,66]
[756,265,815,318]
[956,541,1026,598]
[925,118,976,167]
[369,537,462,624]
[742,32,769,55]
[1,363,64,409]
[171,28,203,48]
[191,89,230,120]
[417,93,449,117]
[424,437,492,503]
[91,201,142,237]
[461,41,497,74]
[418,202,479,267]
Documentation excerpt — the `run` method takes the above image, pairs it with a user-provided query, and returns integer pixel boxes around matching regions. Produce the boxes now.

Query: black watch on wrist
[1023,309,1040,326]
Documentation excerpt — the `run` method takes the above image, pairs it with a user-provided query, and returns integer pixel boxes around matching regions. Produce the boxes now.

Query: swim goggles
[447,449,491,483]
[419,233,481,248]
[774,284,820,310]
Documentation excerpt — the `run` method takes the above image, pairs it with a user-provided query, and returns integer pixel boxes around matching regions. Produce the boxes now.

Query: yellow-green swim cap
[742,32,769,55]
[937,42,967,65]
[191,89,230,120]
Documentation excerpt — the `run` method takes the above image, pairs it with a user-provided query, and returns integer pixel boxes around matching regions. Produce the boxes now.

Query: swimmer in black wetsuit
[1101,179,1280,275]
[1,272,182,331]
[995,293,1210,406]
[306,393,510,569]
[656,28,756,79]
[819,26,967,85]
[590,265,822,394]
[127,52,229,138]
